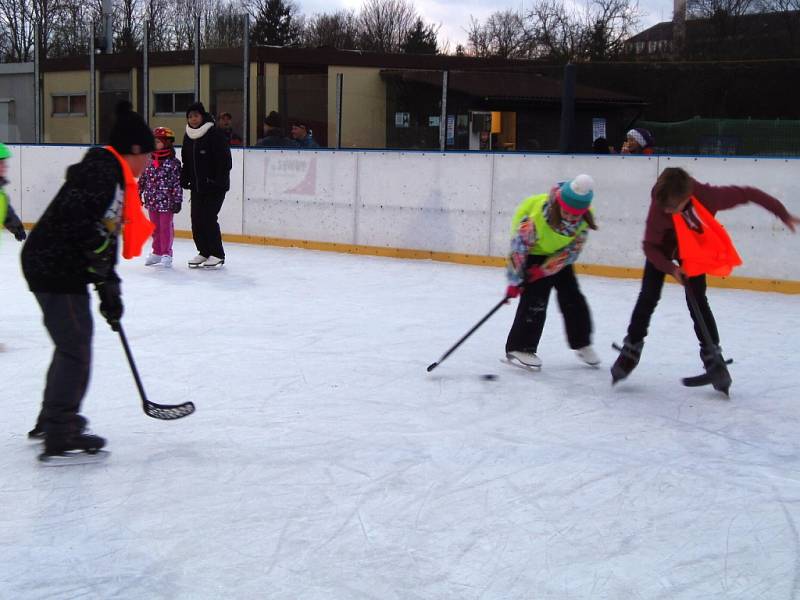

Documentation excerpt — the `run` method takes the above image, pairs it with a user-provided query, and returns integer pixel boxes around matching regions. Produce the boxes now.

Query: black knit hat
[110,101,155,155]
[264,111,281,128]
[186,102,207,118]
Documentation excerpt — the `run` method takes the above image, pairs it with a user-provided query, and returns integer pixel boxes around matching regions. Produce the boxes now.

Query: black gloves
[4,212,26,241]
[95,281,123,331]
[86,246,114,278]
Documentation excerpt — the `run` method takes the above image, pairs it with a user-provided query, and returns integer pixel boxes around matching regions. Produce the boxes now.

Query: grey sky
[298,0,673,50]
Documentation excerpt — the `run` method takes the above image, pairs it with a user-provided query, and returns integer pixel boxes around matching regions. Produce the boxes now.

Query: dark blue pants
[34,292,93,434]
[626,260,720,347]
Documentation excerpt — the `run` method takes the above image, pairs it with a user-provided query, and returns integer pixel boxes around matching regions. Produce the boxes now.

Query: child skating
[138,127,182,267]
[504,174,600,369]
[1,142,28,352]
[611,167,800,393]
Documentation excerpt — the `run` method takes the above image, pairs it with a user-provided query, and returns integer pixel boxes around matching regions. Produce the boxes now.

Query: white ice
[2,232,800,600]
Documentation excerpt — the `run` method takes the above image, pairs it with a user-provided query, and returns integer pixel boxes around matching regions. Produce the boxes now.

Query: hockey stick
[117,325,196,419]
[682,284,732,396]
[427,295,510,372]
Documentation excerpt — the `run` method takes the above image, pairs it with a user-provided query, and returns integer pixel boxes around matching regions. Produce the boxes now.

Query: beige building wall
[327,66,386,149]
[147,65,212,138]
[43,71,92,144]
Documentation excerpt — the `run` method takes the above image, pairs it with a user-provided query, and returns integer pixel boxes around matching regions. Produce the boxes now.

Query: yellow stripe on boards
[182,229,800,295]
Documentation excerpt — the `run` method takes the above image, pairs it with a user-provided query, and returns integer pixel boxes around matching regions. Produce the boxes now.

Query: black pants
[506,263,592,354]
[190,190,226,259]
[626,260,719,347]
[34,292,93,434]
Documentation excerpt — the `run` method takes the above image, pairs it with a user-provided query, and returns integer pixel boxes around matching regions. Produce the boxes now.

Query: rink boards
[6,145,800,289]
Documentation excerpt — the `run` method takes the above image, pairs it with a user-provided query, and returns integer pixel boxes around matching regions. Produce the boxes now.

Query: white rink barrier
[8,145,800,289]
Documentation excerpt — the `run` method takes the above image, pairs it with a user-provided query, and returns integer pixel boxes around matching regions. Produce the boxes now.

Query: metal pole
[559,62,576,154]
[143,22,149,126]
[34,24,42,143]
[89,23,96,144]
[103,0,113,53]
[194,15,201,102]
[335,73,343,149]
[439,70,448,152]
[242,14,250,146]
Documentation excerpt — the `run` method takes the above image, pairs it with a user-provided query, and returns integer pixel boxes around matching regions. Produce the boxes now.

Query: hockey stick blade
[144,400,196,420]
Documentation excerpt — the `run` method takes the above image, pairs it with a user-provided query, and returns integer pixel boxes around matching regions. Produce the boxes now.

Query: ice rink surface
[2,232,800,600]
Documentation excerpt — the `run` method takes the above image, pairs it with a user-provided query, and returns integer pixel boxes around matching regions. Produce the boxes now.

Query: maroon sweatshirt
[642,179,790,275]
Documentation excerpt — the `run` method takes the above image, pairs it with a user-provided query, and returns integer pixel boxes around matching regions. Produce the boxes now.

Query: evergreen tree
[400,17,438,54]
[250,0,302,46]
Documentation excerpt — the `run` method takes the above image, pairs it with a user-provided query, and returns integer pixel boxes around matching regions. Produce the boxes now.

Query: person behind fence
[610,167,800,385]
[290,119,320,149]
[256,111,297,148]
[217,112,242,146]
[504,174,601,369]
[621,127,654,155]
[181,101,232,269]
[20,101,155,460]
[139,126,182,268]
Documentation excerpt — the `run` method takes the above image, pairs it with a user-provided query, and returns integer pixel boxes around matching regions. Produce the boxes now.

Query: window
[52,94,87,116]
[154,92,195,115]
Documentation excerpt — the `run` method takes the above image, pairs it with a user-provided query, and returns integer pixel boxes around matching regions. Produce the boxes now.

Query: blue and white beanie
[559,174,594,214]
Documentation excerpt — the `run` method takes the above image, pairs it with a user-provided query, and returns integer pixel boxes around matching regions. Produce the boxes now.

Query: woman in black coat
[181,102,232,268]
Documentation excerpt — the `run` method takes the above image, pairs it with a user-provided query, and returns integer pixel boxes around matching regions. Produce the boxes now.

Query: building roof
[627,9,800,44]
[380,68,645,106]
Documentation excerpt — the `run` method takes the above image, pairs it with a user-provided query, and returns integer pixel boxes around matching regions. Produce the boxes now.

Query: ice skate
[504,350,543,370]
[188,254,207,268]
[160,255,173,268]
[39,432,108,466]
[611,337,643,384]
[576,345,601,367]
[682,344,733,396]
[203,256,224,269]
[145,253,162,266]
[27,423,46,441]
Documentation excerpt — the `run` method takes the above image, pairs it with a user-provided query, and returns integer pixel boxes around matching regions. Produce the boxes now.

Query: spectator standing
[217,112,243,146]
[181,102,232,269]
[290,119,320,148]
[256,111,297,148]
[621,128,655,155]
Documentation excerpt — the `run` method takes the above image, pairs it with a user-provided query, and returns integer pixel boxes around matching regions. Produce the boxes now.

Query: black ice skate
[27,424,46,441]
[682,344,733,397]
[38,432,108,466]
[610,337,643,384]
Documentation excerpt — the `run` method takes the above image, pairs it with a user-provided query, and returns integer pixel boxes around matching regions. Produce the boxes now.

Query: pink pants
[148,210,175,257]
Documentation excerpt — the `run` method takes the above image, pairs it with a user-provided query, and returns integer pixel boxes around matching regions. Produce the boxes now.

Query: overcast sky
[299,0,673,50]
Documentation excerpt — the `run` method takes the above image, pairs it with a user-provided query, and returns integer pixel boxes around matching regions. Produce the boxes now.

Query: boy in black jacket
[21,102,155,461]
[181,102,232,268]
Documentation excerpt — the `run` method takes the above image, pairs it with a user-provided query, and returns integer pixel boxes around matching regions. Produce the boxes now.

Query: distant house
[624,5,800,60]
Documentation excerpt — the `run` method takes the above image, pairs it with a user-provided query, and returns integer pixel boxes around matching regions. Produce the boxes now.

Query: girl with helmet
[138,126,183,267]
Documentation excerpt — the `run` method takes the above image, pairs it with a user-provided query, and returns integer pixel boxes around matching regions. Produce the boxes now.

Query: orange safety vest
[104,146,154,259]
[673,196,742,277]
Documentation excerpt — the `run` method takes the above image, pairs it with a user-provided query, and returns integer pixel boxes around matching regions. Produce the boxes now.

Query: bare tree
[143,0,177,52]
[303,9,360,49]
[357,0,417,53]
[527,0,584,60]
[203,0,245,48]
[114,0,141,51]
[466,9,529,58]
[0,0,36,61]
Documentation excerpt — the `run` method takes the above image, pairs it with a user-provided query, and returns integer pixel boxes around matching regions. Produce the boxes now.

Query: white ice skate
[504,350,543,369]
[188,254,207,268]
[203,256,224,269]
[575,345,601,367]
[145,253,162,266]
[160,255,173,268]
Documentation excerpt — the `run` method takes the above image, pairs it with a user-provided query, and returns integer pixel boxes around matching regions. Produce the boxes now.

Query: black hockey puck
[481,374,498,381]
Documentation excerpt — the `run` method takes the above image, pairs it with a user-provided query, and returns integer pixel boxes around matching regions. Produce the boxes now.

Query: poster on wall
[428,116,440,127]
[446,115,455,146]
[592,118,607,141]
[395,112,410,128]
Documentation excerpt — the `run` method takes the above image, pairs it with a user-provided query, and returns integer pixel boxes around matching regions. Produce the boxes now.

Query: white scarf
[185,122,213,140]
